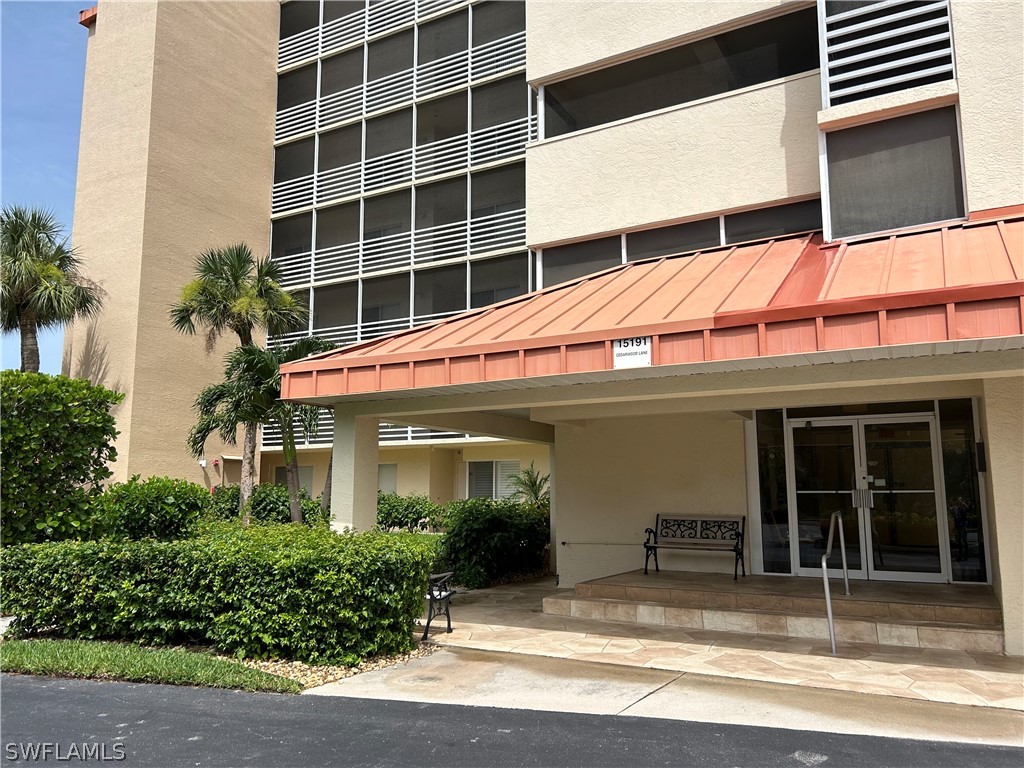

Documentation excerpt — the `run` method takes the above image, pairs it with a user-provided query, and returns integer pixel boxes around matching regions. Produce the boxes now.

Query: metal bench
[421,572,455,640]
[644,515,746,580]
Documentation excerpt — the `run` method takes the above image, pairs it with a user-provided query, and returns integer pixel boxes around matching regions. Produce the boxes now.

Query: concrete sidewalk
[306,647,1024,747]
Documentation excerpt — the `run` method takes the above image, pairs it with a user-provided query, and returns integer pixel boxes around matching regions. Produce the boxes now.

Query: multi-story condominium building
[68,0,1022,657]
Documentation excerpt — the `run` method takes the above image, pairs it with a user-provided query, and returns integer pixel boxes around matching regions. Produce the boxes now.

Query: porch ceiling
[281,212,1024,404]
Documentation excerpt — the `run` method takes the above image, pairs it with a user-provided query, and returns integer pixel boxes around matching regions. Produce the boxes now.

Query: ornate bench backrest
[656,516,744,542]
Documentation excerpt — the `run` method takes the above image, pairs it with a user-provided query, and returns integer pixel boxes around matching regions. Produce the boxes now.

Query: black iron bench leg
[444,599,452,633]
[422,610,433,641]
[644,546,652,575]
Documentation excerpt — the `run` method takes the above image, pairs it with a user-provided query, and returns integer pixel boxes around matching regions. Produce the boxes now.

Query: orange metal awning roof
[281,213,1024,401]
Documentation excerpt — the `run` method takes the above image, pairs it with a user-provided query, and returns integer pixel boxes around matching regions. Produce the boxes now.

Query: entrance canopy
[281,213,1023,402]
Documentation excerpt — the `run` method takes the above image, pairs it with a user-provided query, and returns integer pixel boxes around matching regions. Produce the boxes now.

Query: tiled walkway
[429,580,1024,711]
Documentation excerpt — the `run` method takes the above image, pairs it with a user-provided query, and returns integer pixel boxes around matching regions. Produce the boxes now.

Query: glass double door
[789,416,948,582]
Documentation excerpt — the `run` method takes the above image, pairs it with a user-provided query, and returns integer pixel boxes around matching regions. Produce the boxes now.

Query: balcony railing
[271,207,526,289]
[273,115,534,214]
[278,0,467,70]
[275,31,527,142]
[261,417,468,448]
[267,309,461,352]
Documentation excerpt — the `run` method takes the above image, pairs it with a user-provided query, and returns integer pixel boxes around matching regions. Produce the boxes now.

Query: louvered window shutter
[468,461,495,499]
[495,461,521,500]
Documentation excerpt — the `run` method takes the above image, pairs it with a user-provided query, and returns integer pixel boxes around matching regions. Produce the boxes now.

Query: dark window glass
[725,199,823,243]
[415,264,467,317]
[939,399,987,582]
[416,177,467,229]
[418,11,468,64]
[627,218,720,261]
[367,30,413,81]
[290,289,311,317]
[316,203,360,249]
[544,8,818,137]
[364,191,411,238]
[472,0,524,45]
[543,237,621,287]
[788,401,935,419]
[472,76,527,129]
[826,107,964,239]
[313,282,358,329]
[362,273,410,322]
[471,253,528,307]
[275,138,315,183]
[277,64,317,111]
[271,213,312,257]
[365,108,412,158]
[324,0,362,23]
[756,410,791,574]
[320,49,363,97]
[417,91,468,144]
[471,163,524,217]
[318,124,361,171]
[280,1,319,40]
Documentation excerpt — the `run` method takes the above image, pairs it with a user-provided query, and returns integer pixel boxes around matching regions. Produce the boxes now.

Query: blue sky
[1,1,87,373]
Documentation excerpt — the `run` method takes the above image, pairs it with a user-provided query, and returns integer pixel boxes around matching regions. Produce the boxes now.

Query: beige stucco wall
[950,0,1024,213]
[64,0,278,487]
[553,412,749,586]
[526,72,821,247]
[525,0,805,83]
[979,376,1024,656]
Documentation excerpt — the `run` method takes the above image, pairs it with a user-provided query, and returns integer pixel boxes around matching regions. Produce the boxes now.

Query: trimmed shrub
[376,492,442,532]
[101,475,211,541]
[243,483,328,528]
[1,371,123,545]
[437,498,550,589]
[207,485,242,520]
[0,527,436,665]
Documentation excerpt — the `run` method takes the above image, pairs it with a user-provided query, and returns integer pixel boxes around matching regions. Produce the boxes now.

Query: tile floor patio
[426,579,1024,712]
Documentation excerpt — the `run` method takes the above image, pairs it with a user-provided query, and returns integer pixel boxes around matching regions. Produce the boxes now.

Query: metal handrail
[821,510,852,655]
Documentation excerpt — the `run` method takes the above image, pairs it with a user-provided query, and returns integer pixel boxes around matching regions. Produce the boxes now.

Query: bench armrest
[427,572,455,600]
[644,527,656,546]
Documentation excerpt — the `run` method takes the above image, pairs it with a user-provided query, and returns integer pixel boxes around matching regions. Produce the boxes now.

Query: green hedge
[101,476,211,541]
[0,526,436,665]
[207,485,242,520]
[244,484,328,528]
[376,492,442,532]
[438,498,550,589]
[1,371,122,545]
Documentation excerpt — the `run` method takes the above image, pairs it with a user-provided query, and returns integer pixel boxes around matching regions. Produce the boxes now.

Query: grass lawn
[0,639,301,693]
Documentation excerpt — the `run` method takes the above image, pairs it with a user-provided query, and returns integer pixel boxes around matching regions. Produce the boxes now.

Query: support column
[980,376,1024,656]
[330,410,379,531]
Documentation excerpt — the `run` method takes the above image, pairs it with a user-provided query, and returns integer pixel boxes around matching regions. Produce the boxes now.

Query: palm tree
[170,244,307,509]
[188,337,332,524]
[509,461,550,511]
[1,205,103,372]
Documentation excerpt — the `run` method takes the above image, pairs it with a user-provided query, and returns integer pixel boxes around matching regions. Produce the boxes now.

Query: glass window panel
[318,124,361,171]
[543,237,621,286]
[826,107,965,239]
[418,10,468,64]
[275,138,315,183]
[788,401,935,419]
[365,108,412,159]
[939,399,987,582]
[755,410,791,574]
[313,282,358,329]
[725,199,823,243]
[364,190,411,237]
[377,463,398,493]
[316,203,360,249]
[468,461,495,498]
[472,1,524,45]
[320,48,363,97]
[275,465,314,494]
[627,218,720,261]
[362,273,410,322]
[415,264,467,317]
[272,213,312,257]
[471,163,524,216]
[417,91,468,144]
[277,64,317,111]
[470,253,528,308]
[290,289,311,317]
[416,177,467,229]
[324,0,362,23]
[543,8,818,137]
[367,29,413,81]
[280,1,319,40]
[472,76,527,130]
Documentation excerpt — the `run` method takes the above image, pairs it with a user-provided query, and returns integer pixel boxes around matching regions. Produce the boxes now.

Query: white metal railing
[275,30,526,142]
[273,115,533,215]
[821,510,852,656]
[822,0,954,107]
[271,207,525,288]
[262,418,467,448]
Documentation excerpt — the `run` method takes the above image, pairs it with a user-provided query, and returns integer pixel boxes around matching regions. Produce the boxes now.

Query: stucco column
[980,376,1024,656]
[330,410,379,531]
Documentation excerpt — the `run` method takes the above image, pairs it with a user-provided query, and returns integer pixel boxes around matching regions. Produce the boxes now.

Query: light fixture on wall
[199,459,207,469]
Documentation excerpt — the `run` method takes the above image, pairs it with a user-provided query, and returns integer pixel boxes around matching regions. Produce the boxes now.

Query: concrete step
[542,594,1005,654]
[575,582,1003,628]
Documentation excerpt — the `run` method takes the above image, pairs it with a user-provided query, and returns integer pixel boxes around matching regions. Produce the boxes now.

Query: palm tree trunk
[321,446,332,516]
[280,419,303,523]
[19,313,40,373]
[240,421,257,525]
